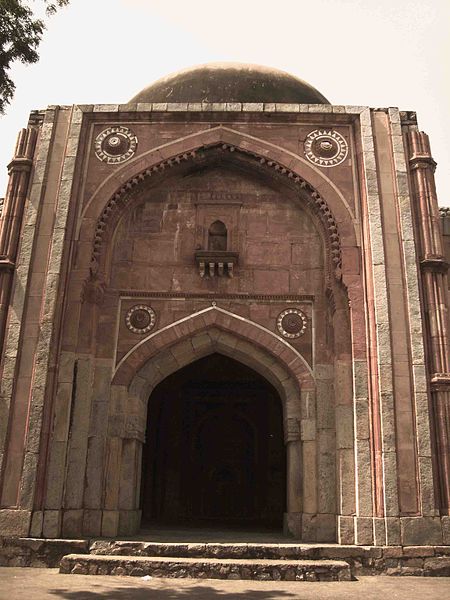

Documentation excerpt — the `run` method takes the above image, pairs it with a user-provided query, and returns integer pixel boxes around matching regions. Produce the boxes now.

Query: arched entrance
[141,353,286,529]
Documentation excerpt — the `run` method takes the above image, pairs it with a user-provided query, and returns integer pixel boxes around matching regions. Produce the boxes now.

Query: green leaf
[0,0,70,114]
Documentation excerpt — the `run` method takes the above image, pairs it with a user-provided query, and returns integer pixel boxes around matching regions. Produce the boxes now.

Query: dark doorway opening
[141,353,286,529]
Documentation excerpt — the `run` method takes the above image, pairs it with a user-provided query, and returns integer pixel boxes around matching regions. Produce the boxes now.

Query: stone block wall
[0,102,448,545]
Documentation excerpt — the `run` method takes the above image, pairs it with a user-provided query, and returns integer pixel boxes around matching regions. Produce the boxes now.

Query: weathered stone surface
[42,511,61,539]
[30,511,43,538]
[117,510,140,536]
[373,518,386,546]
[385,517,401,545]
[423,557,450,576]
[0,538,88,567]
[59,554,351,581]
[101,511,119,538]
[3,537,450,576]
[401,517,443,546]
[0,510,31,536]
[82,510,102,537]
[338,516,355,544]
[355,517,373,545]
[442,516,450,545]
[283,512,302,539]
[62,510,83,538]
[402,546,435,558]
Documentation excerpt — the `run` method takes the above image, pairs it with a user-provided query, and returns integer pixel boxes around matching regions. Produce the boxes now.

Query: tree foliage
[0,0,69,114]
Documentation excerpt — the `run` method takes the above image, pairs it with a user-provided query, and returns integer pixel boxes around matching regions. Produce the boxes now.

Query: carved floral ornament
[125,304,156,334]
[90,143,343,279]
[277,308,308,339]
[304,129,348,167]
[95,126,138,164]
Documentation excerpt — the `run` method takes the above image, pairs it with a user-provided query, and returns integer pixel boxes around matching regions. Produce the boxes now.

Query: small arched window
[208,220,227,251]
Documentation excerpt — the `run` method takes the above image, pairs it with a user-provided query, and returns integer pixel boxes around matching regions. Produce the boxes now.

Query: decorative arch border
[108,316,313,537]
[113,305,314,393]
[85,127,358,281]
[81,126,355,223]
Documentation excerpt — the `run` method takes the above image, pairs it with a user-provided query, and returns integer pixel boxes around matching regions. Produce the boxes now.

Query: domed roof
[130,63,329,105]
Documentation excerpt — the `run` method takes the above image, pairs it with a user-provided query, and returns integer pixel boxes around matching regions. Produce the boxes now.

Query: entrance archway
[108,317,314,538]
[141,353,286,529]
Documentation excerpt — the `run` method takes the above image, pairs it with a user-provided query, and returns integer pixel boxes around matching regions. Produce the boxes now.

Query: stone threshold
[60,553,352,582]
[89,539,449,559]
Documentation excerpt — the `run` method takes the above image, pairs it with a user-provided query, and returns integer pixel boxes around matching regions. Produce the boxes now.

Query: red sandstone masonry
[0,96,446,544]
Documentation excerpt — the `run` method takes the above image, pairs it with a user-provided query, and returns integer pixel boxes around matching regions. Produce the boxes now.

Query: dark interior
[141,353,286,528]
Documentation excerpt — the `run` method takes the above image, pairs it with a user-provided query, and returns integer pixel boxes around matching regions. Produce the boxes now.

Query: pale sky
[0,0,448,202]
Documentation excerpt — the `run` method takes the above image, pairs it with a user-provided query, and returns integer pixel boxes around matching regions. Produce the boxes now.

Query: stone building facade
[0,63,449,546]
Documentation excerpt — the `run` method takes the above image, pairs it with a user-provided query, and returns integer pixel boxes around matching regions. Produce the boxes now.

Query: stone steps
[2,537,449,577]
[59,553,352,581]
[89,539,374,560]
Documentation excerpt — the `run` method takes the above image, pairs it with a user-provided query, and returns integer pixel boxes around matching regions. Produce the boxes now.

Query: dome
[130,63,329,105]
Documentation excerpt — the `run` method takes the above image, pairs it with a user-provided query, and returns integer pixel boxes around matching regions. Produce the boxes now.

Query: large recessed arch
[97,148,339,291]
[77,127,359,291]
[107,320,314,537]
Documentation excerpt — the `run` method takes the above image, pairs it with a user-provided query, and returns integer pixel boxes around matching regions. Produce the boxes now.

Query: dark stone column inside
[141,353,286,530]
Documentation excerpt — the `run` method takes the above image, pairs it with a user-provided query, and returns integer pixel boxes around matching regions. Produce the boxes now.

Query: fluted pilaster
[0,128,37,360]
[408,129,450,513]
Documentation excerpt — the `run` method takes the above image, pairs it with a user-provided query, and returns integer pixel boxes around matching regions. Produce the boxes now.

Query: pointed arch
[78,126,358,284]
[208,220,228,251]
[113,305,314,398]
[107,315,313,537]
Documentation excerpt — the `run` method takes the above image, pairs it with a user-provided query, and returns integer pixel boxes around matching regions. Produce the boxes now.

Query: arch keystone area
[113,306,314,393]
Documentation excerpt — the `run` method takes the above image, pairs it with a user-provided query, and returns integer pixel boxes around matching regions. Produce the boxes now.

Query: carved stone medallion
[95,126,137,164]
[277,308,307,339]
[125,304,156,334]
[304,129,348,167]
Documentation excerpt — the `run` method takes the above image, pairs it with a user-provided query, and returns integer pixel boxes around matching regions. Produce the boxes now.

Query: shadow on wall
[49,583,297,599]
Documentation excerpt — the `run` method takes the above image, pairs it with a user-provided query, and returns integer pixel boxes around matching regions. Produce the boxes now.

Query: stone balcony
[195,250,239,278]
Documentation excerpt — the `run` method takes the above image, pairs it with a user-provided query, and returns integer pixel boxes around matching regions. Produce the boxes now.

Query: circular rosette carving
[125,305,156,334]
[95,126,137,164]
[276,308,307,339]
[304,129,348,167]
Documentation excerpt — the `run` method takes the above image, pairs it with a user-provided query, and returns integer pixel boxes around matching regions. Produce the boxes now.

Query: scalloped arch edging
[91,142,343,278]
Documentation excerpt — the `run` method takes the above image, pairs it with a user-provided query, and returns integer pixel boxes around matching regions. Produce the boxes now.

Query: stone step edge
[88,540,450,560]
[60,554,352,582]
[89,540,383,559]
[62,553,350,567]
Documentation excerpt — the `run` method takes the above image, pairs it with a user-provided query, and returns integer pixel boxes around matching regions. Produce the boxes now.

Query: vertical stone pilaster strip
[0,112,56,493]
[284,417,302,537]
[0,128,37,356]
[388,108,437,516]
[373,109,421,515]
[63,356,94,513]
[300,386,317,535]
[352,107,380,526]
[407,127,450,514]
[359,108,399,521]
[17,107,83,521]
[83,360,112,511]
[352,358,373,517]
